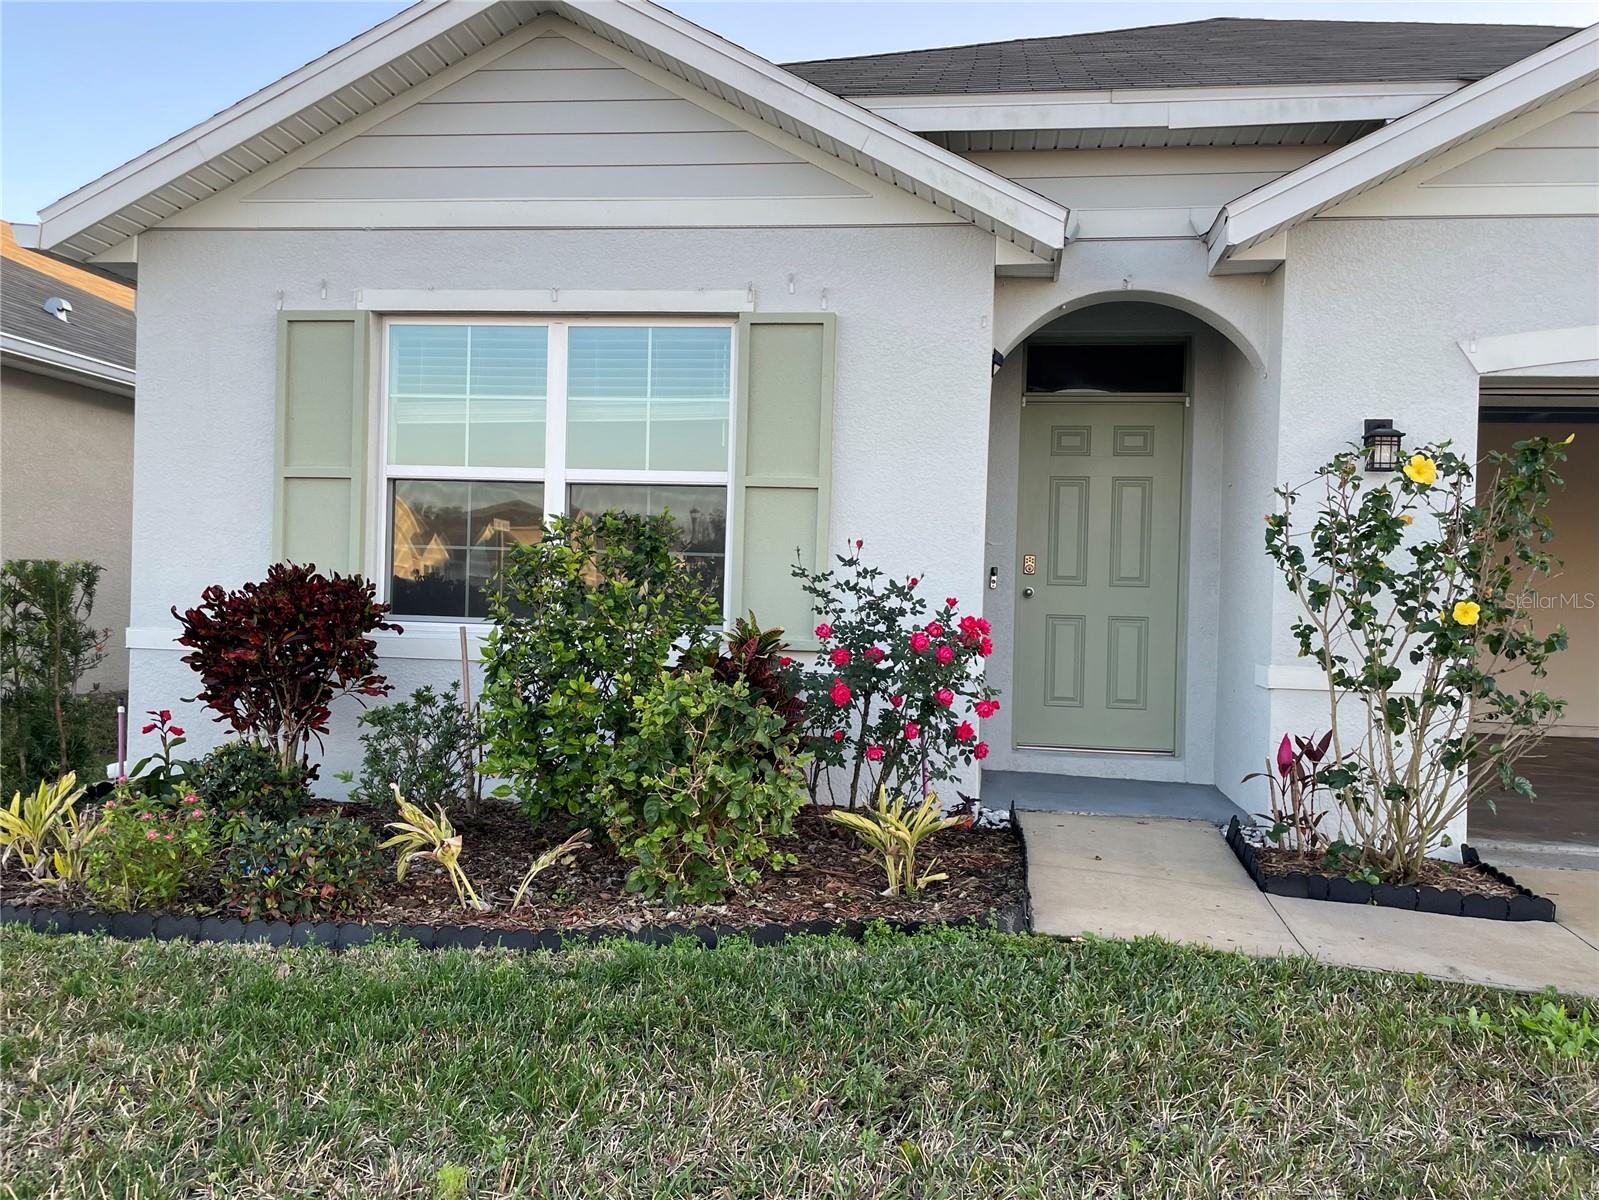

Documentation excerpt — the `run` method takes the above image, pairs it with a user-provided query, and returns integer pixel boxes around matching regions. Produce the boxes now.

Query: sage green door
[1014,400,1185,752]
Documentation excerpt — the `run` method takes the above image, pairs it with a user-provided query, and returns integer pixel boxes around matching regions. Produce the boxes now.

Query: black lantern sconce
[992,349,1006,378]
[1362,419,1405,472]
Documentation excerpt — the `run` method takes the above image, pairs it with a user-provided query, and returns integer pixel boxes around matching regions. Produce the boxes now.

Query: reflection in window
[568,483,727,606]
[389,480,545,618]
[567,326,731,471]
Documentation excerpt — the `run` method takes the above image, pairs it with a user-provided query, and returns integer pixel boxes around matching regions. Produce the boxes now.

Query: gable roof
[785,18,1578,99]
[1207,23,1599,271]
[36,0,1068,266]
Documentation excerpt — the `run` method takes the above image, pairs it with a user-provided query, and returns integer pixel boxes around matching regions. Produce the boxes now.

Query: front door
[1014,399,1185,752]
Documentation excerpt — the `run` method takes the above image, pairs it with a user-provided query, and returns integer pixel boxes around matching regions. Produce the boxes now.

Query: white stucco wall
[1264,214,1599,848]
[125,224,996,787]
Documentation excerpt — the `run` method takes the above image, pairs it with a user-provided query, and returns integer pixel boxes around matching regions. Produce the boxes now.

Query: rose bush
[792,542,999,808]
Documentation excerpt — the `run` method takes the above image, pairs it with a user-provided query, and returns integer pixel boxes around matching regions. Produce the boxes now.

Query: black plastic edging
[1224,817,1556,922]
[1,816,1033,951]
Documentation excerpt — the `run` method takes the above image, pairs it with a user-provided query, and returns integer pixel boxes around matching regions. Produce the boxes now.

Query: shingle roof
[2,255,136,370]
[784,17,1579,98]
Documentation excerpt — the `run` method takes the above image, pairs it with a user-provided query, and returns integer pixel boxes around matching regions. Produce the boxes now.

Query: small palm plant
[0,772,90,884]
[510,829,590,910]
[827,787,964,897]
[380,783,486,910]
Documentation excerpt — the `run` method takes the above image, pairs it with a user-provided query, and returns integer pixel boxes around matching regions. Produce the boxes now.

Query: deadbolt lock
[1022,554,1037,576]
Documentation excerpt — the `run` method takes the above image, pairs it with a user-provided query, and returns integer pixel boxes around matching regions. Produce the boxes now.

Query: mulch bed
[1,802,1028,943]
[1223,817,1555,922]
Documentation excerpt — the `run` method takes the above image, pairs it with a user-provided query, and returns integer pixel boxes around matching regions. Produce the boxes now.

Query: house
[30,3,1598,846]
[1,220,136,690]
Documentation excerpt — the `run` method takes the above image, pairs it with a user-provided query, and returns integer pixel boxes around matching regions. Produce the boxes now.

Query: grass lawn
[2,928,1596,1199]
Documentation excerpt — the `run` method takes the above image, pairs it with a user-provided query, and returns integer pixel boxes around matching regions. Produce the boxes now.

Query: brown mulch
[363,803,1025,931]
[3,802,1026,933]
[1253,846,1523,899]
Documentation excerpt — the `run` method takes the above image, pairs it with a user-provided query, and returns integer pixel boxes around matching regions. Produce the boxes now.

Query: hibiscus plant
[1265,436,1572,883]
[793,541,999,809]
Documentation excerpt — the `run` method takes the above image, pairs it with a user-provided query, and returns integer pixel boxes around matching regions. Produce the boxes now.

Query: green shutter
[274,311,371,574]
[730,313,834,649]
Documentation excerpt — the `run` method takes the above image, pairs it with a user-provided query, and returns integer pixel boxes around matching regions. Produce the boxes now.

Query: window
[383,318,733,619]
[1025,342,1186,395]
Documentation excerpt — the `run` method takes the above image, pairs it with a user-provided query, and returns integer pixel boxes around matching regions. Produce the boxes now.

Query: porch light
[1362,420,1404,473]
[992,349,1006,378]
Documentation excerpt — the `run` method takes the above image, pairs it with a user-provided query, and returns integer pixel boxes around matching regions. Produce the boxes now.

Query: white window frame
[374,314,738,628]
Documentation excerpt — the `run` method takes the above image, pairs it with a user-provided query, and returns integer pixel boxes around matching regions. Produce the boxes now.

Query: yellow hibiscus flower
[1403,454,1437,487]
[1399,514,1414,526]
[1451,600,1481,626]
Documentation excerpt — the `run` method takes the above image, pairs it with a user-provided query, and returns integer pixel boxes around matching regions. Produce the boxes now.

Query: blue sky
[3,0,1594,223]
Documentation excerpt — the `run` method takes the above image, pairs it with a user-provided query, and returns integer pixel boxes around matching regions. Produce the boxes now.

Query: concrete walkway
[1020,811,1599,997]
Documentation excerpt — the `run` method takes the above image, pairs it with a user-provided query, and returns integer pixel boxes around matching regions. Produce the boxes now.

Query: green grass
[2,928,1596,1199]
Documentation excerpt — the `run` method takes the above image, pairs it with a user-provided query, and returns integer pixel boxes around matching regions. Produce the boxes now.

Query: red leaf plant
[172,563,401,769]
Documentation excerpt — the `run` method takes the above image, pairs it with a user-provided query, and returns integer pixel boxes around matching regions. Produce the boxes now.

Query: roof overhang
[37,0,1068,266]
[1206,23,1599,274]
[857,79,1457,138]
[0,333,136,397]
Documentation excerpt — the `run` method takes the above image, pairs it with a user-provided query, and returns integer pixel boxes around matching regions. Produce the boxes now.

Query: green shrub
[595,668,808,903]
[220,813,382,921]
[84,787,213,910]
[479,512,717,824]
[349,684,476,818]
[185,741,310,834]
[0,559,109,799]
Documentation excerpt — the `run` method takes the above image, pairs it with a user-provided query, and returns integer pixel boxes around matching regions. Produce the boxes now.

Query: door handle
[1022,587,1035,598]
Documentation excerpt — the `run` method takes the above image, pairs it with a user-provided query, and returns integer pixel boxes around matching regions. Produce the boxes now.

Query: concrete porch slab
[1021,809,1599,997]
[988,770,1251,826]
[1018,811,1301,957]
[1270,895,1599,997]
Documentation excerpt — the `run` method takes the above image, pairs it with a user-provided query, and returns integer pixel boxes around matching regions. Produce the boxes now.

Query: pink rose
[865,745,884,761]
[935,645,954,664]
[815,623,833,639]
[903,722,921,740]
[864,646,886,663]
[831,729,845,742]
[830,647,851,667]
[974,741,990,760]
[935,688,955,708]
[829,679,853,707]
[889,695,904,708]
[956,721,976,742]
[975,699,1000,719]
[925,621,944,638]
[909,631,931,654]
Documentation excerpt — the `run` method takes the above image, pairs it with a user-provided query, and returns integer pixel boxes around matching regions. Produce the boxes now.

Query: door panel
[1014,400,1184,752]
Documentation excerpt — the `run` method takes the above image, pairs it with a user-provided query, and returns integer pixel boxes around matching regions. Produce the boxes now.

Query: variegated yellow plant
[827,787,964,897]
[0,772,89,884]
[510,829,590,911]
[380,784,486,911]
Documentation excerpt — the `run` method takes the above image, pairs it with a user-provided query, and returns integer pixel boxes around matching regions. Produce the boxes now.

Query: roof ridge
[782,16,1580,69]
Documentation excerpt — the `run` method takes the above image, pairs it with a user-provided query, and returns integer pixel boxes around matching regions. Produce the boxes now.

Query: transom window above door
[1025,341,1186,395]
[382,318,733,620]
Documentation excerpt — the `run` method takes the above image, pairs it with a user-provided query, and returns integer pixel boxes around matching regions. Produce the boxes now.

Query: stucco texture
[126,225,995,786]
[0,365,134,690]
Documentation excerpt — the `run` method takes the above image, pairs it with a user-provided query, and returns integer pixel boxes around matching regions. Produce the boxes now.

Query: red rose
[889,695,904,708]
[955,721,976,742]
[974,741,990,760]
[864,646,886,663]
[935,645,955,664]
[975,699,1000,719]
[779,656,793,666]
[831,729,845,742]
[903,722,921,740]
[909,631,931,654]
[978,637,993,656]
[945,597,958,608]
[935,688,954,707]
[866,745,884,761]
[925,621,944,638]
[829,679,853,707]
[830,647,851,667]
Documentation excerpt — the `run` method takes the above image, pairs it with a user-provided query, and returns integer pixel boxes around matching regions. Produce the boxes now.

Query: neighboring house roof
[35,0,1070,266]
[1,220,136,395]
[784,17,1579,98]
[1207,23,1599,272]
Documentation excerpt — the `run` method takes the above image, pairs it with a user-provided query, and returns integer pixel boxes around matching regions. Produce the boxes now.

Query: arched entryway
[981,299,1275,797]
